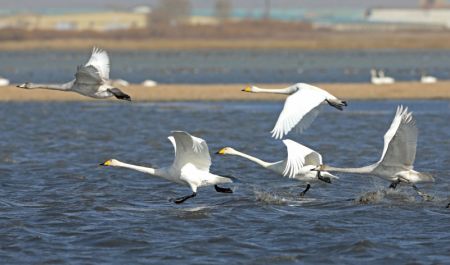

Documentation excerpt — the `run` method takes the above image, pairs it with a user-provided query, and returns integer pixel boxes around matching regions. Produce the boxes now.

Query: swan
[17,47,131,101]
[0,76,10,87]
[378,70,395,84]
[370,69,384,85]
[316,106,434,199]
[217,139,338,196]
[420,74,437,84]
[142,80,158,87]
[100,131,233,204]
[243,83,347,139]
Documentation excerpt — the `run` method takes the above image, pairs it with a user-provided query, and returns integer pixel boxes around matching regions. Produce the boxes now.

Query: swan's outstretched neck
[252,86,295,94]
[229,149,272,168]
[105,160,156,175]
[321,164,374,174]
[20,81,74,90]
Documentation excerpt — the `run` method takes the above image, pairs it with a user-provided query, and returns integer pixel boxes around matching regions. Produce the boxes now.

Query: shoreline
[0,82,449,101]
[2,35,450,51]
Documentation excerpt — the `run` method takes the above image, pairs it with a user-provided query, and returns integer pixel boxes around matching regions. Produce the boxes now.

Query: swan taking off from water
[243,83,347,139]
[100,131,233,204]
[17,47,131,101]
[316,106,434,199]
[217,140,338,196]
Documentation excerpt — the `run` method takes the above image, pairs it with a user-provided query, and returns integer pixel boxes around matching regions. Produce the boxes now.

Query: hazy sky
[0,0,421,9]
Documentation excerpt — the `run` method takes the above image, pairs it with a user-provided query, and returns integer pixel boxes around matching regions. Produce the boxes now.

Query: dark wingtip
[342,101,348,106]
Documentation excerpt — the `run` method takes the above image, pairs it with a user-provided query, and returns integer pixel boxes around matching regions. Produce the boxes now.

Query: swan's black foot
[214,185,233,193]
[108,88,131,101]
[446,202,450,208]
[299,184,311,197]
[389,179,401,189]
[317,171,331,184]
[171,192,197,204]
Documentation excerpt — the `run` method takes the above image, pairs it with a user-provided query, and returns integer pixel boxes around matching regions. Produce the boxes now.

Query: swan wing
[75,65,102,85]
[282,139,322,178]
[271,88,326,139]
[378,106,417,169]
[84,47,110,80]
[169,131,211,172]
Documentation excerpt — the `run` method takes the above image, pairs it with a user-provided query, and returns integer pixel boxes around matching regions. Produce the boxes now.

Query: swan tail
[208,174,234,185]
[416,172,435,183]
[327,99,347,111]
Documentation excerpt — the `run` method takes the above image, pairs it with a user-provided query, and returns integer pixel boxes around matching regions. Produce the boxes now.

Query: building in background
[0,11,148,31]
[366,0,450,28]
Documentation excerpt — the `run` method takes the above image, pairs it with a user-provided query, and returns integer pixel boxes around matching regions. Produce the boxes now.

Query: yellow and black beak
[216,148,226,155]
[241,86,252,92]
[100,160,112,166]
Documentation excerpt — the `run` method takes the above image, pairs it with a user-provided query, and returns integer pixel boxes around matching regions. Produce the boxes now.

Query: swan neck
[28,81,73,90]
[114,161,157,175]
[322,165,373,174]
[230,150,271,168]
[253,86,294,94]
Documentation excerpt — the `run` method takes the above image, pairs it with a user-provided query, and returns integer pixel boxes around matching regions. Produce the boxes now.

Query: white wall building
[366,8,450,28]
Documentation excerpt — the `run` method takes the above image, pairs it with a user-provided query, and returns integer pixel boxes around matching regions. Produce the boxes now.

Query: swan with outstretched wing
[217,139,337,197]
[17,47,130,101]
[317,106,434,199]
[101,131,233,204]
[242,83,347,139]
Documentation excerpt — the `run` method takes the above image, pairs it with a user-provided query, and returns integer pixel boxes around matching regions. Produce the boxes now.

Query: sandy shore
[3,33,450,51]
[0,82,449,102]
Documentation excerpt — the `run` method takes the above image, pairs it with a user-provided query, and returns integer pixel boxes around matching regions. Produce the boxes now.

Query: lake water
[0,100,449,264]
[1,49,450,84]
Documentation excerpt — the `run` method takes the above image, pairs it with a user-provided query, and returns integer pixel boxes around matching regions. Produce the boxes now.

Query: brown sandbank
[0,82,449,102]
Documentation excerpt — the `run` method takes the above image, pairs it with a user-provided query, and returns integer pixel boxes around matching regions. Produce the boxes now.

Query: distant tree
[214,0,232,22]
[151,0,191,26]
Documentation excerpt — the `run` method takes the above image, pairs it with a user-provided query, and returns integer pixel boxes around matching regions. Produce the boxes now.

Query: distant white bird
[217,140,338,197]
[378,70,395,84]
[420,74,437,84]
[0,76,10,87]
[317,106,434,199]
[17,47,130,101]
[371,69,395,85]
[370,69,384,85]
[243,83,347,139]
[101,131,233,204]
[141,80,158,87]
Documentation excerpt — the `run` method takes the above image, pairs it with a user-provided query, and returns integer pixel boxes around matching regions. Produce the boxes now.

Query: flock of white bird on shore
[13,47,441,205]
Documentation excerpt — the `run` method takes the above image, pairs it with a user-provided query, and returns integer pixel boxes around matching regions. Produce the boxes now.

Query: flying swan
[217,139,338,196]
[17,47,131,101]
[101,131,233,204]
[243,83,347,139]
[316,105,434,199]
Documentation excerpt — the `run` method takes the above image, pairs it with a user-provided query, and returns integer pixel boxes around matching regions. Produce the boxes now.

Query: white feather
[282,139,323,178]
[85,46,110,80]
[269,83,338,139]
